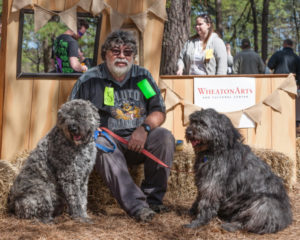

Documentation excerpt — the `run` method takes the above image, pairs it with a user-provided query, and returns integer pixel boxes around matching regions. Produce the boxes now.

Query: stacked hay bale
[167,144,197,200]
[0,150,29,216]
[0,160,18,216]
[87,164,144,213]
[252,148,295,189]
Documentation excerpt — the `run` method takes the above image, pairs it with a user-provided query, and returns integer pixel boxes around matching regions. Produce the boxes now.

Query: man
[268,39,300,86]
[53,19,89,73]
[69,30,175,222]
[233,38,265,74]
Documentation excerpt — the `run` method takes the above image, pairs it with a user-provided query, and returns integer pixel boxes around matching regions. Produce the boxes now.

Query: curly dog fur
[8,99,100,223]
[185,108,292,234]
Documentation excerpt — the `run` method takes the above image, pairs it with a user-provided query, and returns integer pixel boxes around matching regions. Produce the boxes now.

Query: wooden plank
[173,78,193,140]
[1,10,34,160]
[143,4,165,83]
[29,79,60,150]
[37,0,80,11]
[246,77,272,149]
[98,8,110,64]
[117,0,142,15]
[161,79,174,136]
[271,76,297,184]
[0,0,9,155]
[58,80,77,107]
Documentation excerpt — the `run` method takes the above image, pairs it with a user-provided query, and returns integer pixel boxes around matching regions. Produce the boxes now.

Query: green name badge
[137,79,157,99]
[104,87,114,106]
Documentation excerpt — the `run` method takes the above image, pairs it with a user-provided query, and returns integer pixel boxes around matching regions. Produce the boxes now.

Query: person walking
[176,13,227,76]
[70,30,175,222]
[233,38,265,74]
[267,39,300,86]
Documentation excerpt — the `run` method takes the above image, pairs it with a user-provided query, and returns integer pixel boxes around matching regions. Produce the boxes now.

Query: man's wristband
[141,123,151,134]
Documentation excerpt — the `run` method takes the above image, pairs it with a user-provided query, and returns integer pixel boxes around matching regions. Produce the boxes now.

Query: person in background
[176,13,227,75]
[267,39,300,86]
[233,38,265,74]
[226,42,234,74]
[69,30,175,222]
[53,19,89,73]
[78,48,95,69]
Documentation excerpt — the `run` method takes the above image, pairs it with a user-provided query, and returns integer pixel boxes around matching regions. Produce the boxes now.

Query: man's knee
[151,128,175,149]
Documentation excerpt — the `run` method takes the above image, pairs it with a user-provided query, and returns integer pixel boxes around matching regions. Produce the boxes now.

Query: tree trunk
[43,39,50,73]
[250,0,258,52]
[261,0,270,62]
[160,0,191,75]
[292,0,299,54]
[215,0,223,37]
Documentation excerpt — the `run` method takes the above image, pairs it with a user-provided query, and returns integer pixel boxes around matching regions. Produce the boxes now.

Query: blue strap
[94,130,116,153]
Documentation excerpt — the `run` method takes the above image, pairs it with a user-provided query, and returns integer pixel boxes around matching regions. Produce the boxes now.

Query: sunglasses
[110,48,133,57]
[77,30,84,37]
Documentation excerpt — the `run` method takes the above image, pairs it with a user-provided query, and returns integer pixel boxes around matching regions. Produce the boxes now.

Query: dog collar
[203,156,208,163]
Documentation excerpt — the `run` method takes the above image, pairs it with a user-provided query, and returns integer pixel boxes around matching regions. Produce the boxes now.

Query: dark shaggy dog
[185,108,292,234]
[8,99,100,223]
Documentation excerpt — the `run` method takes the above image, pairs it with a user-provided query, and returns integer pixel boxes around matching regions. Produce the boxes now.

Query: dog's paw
[73,216,94,224]
[183,219,203,229]
[221,222,242,232]
[38,217,54,224]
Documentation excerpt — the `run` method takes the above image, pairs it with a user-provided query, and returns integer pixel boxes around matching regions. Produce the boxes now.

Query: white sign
[194,77,256,128]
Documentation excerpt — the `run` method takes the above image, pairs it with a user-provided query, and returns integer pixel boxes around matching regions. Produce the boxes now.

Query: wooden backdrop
[160,74,297,184]
[0,0,166,160]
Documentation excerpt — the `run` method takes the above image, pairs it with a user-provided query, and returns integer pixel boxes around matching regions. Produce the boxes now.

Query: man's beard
[107,58,133,78]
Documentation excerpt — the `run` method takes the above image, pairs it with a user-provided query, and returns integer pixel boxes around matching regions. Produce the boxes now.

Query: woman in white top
[177,14,227,75]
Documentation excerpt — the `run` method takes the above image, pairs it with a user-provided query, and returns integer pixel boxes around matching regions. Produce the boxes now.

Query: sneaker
[134,207,156,222]
[149,204,170,213]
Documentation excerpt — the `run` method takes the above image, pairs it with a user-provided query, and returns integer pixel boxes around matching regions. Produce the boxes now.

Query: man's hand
[128,126,148,153]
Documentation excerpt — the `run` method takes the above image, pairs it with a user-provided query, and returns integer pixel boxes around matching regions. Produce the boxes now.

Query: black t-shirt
[70,64,166,137]
[53,34,79,73]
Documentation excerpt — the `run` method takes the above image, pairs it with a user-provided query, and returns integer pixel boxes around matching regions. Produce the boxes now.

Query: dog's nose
[68,124,78,133]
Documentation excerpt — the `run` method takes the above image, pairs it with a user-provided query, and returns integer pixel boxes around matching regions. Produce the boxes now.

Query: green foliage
[21,12,99,73]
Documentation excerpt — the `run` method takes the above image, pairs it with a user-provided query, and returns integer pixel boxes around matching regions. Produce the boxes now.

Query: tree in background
[160,0,191,75]
[261,0,270,62]
[160,0,300,74]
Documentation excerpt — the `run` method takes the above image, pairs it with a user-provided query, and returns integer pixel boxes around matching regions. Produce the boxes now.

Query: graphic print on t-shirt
[54,39,74,73]
[110,89,146,130]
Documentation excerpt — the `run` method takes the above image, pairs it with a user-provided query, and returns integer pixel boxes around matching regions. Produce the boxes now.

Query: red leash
[100,127,169,168]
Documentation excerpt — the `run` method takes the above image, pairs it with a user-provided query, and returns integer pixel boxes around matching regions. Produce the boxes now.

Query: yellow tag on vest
[205,49,214,59]
[104,87,114,106]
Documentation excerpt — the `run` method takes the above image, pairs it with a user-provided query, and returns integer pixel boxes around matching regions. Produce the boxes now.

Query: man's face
[74,26,87,40]
[105,44,134,80]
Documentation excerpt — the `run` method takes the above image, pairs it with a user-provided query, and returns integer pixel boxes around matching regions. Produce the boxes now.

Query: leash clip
[94,129,116,153]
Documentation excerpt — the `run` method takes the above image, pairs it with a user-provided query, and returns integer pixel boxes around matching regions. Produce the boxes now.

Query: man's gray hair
[101,30,138,60]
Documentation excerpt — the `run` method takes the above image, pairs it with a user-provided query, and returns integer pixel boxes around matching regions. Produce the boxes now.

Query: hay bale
[252,148,295,189]
[3,149,145,214]
[87,164,144,213]
[296,138,300,180]
[167,144,197,200]
[8,150,30,172]
[0,160,18,216]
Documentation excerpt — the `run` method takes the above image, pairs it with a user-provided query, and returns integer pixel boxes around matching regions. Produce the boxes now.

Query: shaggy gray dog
[8,99,100,223]
[185,108,292,234]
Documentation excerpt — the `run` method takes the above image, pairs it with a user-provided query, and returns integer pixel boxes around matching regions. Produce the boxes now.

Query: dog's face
[57,99,100,145]
[185,108,241,152]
